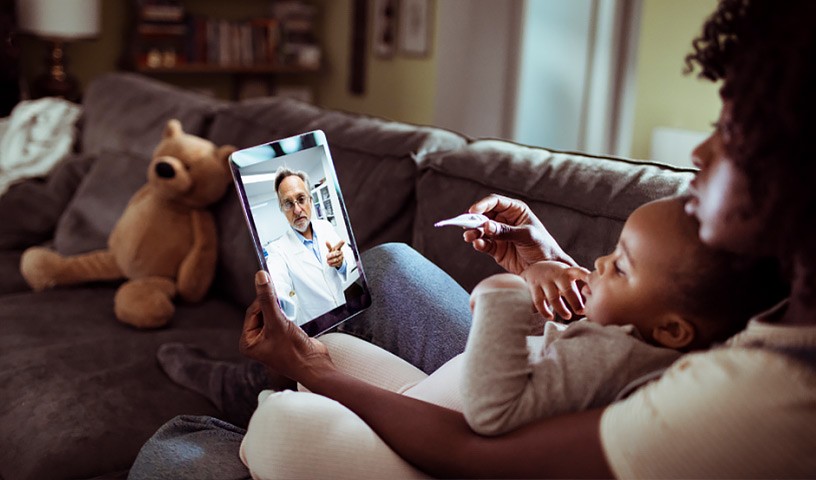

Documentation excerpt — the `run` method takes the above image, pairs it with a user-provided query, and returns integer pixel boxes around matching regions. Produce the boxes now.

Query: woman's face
[684,110,773,255]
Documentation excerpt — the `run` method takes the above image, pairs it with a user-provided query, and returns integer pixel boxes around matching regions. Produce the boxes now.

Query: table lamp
[16,0,100,101]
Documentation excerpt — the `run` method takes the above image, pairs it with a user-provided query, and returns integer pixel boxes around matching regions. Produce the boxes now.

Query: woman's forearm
[303,367,613,479]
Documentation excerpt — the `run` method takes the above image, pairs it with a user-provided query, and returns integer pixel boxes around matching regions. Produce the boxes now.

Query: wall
[312,0,438,126]
[629,0,720,160]
[432,0,521,140]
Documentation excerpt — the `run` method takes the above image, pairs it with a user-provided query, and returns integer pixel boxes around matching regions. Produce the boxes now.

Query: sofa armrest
[0,152,96,250]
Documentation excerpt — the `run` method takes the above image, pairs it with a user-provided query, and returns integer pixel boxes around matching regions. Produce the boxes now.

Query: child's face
[581,198,696,340]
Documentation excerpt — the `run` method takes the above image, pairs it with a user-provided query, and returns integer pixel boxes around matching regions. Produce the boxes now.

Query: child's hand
[521,261,589,321]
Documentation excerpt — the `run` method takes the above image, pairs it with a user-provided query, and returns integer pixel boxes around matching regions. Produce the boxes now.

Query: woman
[238,0,816,477]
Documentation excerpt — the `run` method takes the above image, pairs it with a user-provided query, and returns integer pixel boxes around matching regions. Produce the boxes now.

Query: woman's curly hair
[684,0,816,300]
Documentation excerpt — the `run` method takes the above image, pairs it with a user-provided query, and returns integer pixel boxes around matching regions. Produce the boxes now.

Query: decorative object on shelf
[398,0,431,57]
[15,0,100,102]
[133,0,186,69]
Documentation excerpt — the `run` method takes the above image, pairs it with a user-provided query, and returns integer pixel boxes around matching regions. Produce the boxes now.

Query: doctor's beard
[293,216,311,233]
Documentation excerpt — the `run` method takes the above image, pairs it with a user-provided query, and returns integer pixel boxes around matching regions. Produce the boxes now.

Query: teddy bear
[20,119,236,328]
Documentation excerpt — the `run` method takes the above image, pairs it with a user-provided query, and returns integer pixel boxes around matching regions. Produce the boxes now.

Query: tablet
[229,130,371,336]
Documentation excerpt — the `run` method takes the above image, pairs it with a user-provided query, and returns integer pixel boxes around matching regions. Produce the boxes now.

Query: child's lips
[581,283,592,297]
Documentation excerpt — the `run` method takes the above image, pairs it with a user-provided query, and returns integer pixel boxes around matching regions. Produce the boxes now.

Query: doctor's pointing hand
[326,240,345,269]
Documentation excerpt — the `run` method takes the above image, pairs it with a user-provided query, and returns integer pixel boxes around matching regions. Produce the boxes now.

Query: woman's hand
[239,271,335,384]
[521,261,589,320]
[463,194,576,275]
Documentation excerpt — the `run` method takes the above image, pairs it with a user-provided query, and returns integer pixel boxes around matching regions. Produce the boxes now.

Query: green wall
[629,0,721,160]
[312,0,437,125]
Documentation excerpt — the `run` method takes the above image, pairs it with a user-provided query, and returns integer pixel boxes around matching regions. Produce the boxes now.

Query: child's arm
[463,275,681,436]
[521,260,589,320]
[462,274,542,435]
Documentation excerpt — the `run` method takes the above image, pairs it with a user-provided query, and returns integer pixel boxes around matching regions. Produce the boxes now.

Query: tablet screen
[229,130,371,336]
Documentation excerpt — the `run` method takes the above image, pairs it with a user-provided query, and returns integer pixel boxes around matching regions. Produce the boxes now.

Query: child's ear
[651,313,695,350]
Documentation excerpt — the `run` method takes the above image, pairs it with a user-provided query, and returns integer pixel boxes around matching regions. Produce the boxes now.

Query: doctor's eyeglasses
[280,194,311,211]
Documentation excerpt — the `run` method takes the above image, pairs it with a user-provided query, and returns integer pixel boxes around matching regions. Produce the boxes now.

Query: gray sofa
[0,72,694,479]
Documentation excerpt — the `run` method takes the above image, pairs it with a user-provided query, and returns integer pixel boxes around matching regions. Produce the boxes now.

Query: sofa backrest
[414,140,696,291]
[80,73,223,158]
[207,98,468,307]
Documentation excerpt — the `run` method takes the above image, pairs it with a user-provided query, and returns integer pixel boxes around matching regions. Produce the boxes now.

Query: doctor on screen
[265,167,354,325]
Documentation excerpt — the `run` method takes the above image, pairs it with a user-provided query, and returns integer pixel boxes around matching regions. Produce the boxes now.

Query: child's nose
[594,255,607,275]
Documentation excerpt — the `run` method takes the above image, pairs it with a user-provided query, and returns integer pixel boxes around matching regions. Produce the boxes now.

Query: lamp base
[30,40,81,103]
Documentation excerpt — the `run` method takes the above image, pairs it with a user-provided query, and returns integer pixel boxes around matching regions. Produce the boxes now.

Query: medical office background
[13,0,719,167]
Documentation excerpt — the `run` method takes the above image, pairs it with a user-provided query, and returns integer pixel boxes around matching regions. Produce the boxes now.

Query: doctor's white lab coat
[265,218,354,325]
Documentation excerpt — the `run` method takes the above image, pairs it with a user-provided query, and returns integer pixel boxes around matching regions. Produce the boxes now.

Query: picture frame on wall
[372,0,398,58]
[398,0,430,57]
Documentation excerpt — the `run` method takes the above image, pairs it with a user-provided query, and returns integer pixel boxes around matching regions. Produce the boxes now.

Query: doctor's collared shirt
[292,225,347,277]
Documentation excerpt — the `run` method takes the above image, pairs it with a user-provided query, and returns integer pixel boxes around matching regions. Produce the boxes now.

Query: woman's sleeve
[600,348,816,478]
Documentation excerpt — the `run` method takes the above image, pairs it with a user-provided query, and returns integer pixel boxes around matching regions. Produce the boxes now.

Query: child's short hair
[670,227,788,348]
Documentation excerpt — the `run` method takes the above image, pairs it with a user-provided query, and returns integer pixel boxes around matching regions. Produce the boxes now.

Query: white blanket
[0,97,82,195]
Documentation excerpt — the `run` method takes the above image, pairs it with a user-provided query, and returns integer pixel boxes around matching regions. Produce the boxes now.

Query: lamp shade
[16,0,100,40]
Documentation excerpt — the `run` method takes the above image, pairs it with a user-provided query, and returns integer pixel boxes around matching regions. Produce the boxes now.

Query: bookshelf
[128,0,321,99]
[311,182,336,226]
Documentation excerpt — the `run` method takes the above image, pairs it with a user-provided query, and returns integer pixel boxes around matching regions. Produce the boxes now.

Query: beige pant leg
[303,332,428,393]
[241,333,432,479]
[240,390,428,480]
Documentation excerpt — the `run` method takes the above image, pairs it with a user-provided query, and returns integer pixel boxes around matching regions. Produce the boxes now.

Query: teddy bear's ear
[163,119,184,139]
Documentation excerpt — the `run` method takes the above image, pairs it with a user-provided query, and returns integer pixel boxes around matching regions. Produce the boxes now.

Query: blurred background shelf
[135,63,319,74]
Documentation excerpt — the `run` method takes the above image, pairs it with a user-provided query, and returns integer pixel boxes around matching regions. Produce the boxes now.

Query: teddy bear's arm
[176,209,218,302]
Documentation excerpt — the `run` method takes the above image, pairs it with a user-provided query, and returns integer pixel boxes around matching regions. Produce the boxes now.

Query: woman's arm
[306,367,611,479]
[240,271,613,479]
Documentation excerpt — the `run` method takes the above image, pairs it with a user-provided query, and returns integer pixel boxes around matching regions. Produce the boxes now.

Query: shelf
[135,63,319,74]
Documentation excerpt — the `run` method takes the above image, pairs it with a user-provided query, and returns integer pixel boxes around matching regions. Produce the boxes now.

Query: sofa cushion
[208,98,468,308]
[0,286,244,480]
[414,140,696,291]
[80,73,223,159]
[0,152,96,250]
[54,149,151,255]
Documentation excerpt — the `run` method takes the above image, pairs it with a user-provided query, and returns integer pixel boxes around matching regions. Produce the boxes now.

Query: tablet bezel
[228,130,371,337]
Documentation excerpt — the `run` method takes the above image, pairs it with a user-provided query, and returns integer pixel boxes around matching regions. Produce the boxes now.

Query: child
[239,197,787,476]
[459,196,787,435]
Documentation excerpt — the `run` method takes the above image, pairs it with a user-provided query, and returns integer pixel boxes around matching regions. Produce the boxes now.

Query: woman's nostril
[155,162,175,179]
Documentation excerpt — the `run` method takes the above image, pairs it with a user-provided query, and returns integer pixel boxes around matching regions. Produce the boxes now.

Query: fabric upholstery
[80,72,223,158]
[0,152,96,250]
[413,140,695,291]
[0,286,243,480]
[54,150,151,255]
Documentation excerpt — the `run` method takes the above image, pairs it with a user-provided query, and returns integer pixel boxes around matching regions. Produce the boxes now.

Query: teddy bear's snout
[155,162,176,179]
